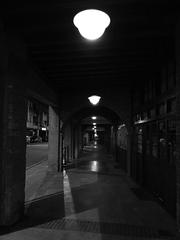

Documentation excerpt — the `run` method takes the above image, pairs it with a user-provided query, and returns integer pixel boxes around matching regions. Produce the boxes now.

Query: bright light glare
[73,9,110,40]
[93,123,96,126]
[92,116,97,120]
[91,161,98,171]
[88,95,101,105]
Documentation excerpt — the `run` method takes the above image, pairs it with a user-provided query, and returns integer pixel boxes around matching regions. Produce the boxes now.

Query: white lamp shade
[88,95,101,105]
[91,116,97,120]
[73,9,110,40]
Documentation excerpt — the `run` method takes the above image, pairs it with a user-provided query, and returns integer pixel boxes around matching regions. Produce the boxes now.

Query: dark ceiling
[5,0,177,94]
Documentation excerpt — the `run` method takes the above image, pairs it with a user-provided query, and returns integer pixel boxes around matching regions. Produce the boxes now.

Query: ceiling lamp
[73,9,110,40]
[88,95,101,105]
[91,116,97,120]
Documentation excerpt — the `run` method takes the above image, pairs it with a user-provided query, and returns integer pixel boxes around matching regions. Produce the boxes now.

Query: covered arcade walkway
[0,142,178,240]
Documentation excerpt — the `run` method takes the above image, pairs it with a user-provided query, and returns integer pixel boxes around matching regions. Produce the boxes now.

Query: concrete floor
[0,144,179,239]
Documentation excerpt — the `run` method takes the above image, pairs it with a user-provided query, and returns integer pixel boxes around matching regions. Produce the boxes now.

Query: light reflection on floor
[63,169,101,232]
[94,141,98,149]
[91,161,99,172]
[63,170,76,217]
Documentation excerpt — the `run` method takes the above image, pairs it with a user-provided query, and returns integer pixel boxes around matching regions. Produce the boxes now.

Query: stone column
[176,18,180,231]
[74,126,79,159]
[127,127,133,177]
[0,26,27,225]
[48,106,60,172]
[113,125,118,163]
[64,123,72,162]
[79,125,82,152]
[0,77,27,225]
[70,124,74,160]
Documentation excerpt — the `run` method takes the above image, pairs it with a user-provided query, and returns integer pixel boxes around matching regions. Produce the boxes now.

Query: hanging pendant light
[73,9,110,40]
[88,95,101,105]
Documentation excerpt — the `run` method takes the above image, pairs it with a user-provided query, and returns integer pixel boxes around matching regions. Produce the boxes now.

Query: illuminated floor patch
[37,219,175,239]
[63,170,76,217]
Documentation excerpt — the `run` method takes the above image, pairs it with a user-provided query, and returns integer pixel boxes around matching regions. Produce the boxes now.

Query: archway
[61,106,130,172]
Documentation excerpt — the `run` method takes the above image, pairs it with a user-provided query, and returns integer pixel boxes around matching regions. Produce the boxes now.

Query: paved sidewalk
[0,144,179,239]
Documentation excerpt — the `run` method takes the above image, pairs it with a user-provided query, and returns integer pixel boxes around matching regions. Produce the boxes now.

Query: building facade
[26,99,49,142]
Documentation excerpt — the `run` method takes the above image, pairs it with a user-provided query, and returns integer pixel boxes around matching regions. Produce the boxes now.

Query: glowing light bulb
[88,95,101,105]
[73,9,110,40]
[92,116,97,120]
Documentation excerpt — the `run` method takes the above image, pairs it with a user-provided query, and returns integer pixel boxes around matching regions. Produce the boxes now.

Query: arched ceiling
[81,116,111,133]
[81,116,111,125]
[63,106,122,128]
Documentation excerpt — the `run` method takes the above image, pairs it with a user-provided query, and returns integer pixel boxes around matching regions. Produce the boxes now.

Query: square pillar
[0,77,27,225]
[64,124,72,162]
[72,126,79,160]
[48,106,60,172]
[74,127,79,159]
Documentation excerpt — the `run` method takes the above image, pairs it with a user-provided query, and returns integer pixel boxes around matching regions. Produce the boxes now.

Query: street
[26,143,48,168]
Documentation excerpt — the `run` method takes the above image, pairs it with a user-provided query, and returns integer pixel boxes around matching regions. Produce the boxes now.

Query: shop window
[137,128,143,153]
[167,120,176,165]
[151,123,158,158]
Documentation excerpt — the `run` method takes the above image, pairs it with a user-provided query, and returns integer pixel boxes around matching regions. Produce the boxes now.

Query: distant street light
[73,9,110,40]
[88,95,101,105]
